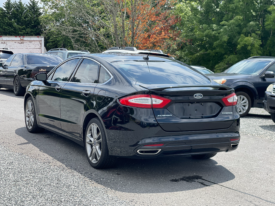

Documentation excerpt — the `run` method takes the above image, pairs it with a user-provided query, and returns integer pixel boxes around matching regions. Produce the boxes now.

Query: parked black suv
[207,57,275,117]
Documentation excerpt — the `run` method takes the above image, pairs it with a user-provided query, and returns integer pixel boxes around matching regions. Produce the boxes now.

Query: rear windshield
[113,61,211,85]
[0,52,12,59]
[27,55,62,65]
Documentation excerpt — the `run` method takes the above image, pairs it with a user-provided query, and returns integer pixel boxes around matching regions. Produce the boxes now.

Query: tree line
[1,0,275,72]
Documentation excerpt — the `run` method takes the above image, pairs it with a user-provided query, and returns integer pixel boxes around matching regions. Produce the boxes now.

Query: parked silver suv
[46,48,90,60]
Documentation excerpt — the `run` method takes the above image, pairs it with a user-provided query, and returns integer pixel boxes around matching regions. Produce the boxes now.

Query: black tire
[191,153,217,160]
[84,118,117,169]
[236,91,251,117]
[13,76,25,96]
[25,97,43,133]
[271,113,275,123]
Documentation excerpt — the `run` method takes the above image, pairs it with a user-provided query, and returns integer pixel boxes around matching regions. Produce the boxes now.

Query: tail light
[119,94,171,108]
[144,144,164,147]
[222,93,237,106]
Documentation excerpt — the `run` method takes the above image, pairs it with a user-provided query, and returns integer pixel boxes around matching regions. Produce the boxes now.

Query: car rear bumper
[112,132,240,158]
[264,92,275,114]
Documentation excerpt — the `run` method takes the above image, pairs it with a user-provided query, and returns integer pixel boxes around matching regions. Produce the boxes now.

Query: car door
[36,58,81,133]
[60,58,100,140]
[5,54,24,86]
[255,63,275,100]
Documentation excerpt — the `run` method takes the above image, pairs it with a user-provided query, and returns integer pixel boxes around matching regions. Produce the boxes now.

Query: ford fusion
[24,53,240,169]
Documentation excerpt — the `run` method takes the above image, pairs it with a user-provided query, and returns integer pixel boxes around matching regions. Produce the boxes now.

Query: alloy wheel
[25,100,35,130]
[237,95,249,115]
[86,123,102,164]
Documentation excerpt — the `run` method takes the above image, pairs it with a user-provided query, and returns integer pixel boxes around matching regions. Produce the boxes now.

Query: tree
[174,0,275,72]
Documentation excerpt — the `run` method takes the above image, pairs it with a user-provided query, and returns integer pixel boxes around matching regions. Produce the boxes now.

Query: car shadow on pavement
[0,88,24,99]
[15,127,235,194]
[244,113,271,119]
[260,125,275,132]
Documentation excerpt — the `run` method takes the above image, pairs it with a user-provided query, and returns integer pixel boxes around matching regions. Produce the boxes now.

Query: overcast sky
[0,0,31,7]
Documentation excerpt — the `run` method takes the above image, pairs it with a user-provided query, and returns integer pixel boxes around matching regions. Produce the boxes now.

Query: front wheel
[191,153,217,160]
[84,118,117,169]
[13,76,25,96]
[271,113,275,123]
[236,91,251,117]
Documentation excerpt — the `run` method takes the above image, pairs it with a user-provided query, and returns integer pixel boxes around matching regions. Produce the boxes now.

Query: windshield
[225,60,271,75]
[67,52,85,58]
[27,55,62,65]
[0,52,12,59]
[192,66,213,74]
[113,61,211,85]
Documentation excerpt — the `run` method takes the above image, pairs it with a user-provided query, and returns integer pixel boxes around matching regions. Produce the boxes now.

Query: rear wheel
[25,97,43,133]
[84,118,117,169]
[236,91,251,117]
[271,113,275,123]
[191,153,217,160]
[13,76,25,96]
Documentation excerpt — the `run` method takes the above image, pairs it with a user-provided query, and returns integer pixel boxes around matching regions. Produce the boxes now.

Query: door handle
[81,90,91,97]
[55,85,61,92]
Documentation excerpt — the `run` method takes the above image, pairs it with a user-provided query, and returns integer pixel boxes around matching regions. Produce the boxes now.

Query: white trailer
[0,36,45,54]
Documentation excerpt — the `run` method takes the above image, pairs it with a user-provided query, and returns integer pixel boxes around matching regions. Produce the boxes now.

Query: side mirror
[264,71,275,78]
[1,64,8,69]
[35,73,47,81]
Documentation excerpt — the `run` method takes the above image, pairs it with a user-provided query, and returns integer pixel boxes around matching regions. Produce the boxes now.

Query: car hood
[206,73,251,80]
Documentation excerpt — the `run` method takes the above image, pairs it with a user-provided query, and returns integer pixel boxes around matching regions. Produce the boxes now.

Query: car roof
[77,53,172,63]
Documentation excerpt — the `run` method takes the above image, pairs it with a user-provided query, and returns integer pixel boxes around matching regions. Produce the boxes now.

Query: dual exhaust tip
[137,149,161,155]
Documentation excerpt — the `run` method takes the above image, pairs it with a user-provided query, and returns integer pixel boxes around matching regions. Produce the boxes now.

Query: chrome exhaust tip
[137,149,161,155]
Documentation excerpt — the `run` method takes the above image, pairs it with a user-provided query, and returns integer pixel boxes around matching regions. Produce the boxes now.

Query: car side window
[71,59,99,83]
[10,54,23,66]
[51,58,79,82]
[4,55,14,66]
[99,67,111,83]
[267,64,275,73]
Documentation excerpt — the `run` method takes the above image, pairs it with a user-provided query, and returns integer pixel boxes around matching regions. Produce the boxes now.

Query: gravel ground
[241,108,275,141]
[0,145,130,206]
[1,89,275,206]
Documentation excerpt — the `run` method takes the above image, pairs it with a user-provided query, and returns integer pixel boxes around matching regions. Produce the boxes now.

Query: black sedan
[264,83,275,122]
[24,53,240,169]
[0,53,62,96]
[207,56,275,117]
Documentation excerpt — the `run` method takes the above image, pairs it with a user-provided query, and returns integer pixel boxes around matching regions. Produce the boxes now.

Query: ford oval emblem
[194,93,203,99]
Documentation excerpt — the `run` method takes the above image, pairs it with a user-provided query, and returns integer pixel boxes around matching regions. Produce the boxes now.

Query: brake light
[222,93,237,106]
[119,94,171,108]
[230,138,239,142]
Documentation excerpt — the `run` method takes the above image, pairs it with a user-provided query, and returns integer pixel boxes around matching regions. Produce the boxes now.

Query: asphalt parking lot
[0,88,275,206]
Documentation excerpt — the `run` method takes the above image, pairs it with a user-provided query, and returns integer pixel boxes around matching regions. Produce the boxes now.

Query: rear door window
[71,59,99,83]
[99,67,111,83]
[51,58,80,82]
[113,61,211,85]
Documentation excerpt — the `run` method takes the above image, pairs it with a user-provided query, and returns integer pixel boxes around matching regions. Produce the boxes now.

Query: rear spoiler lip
[139,84,232,91]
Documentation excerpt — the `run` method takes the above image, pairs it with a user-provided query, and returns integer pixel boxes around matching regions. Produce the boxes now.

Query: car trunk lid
[147,85,236,132]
